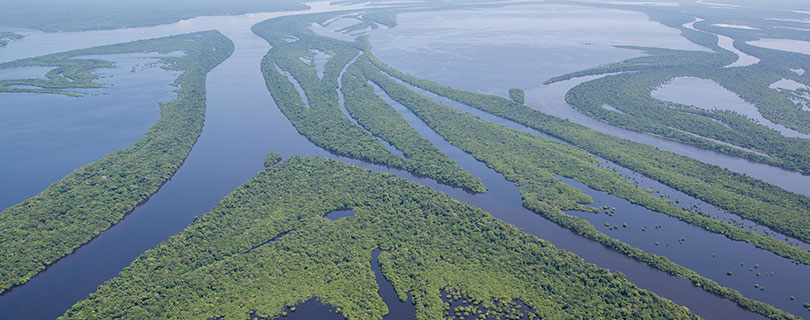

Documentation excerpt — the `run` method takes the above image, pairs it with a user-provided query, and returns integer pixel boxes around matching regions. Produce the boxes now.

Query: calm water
[0,2,802,319]
[748,38,810,55]
[370,75,763,319]
[380,68,809,316]
[717,34,760,67]
[653,76,810,139]
[0,53,180,211]
[365,4,810,197]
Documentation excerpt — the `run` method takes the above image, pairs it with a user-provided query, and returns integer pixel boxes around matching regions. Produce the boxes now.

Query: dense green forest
[0,31,23,46]
[367,47,810,249]
[248,10,806,318]
[0,0,307,32]
[3,2,809,319]
[60,157,698,320]
[253,14,485,193]
[546,1,810,176]
[361,54,800,319]
[0,31,233,294]
[508,88,524,105]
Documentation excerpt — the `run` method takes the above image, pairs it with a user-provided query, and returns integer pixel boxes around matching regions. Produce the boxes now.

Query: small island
[508,88,525,104]
[0,31,24,47]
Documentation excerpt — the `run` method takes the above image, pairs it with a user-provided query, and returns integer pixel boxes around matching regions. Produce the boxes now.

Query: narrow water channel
[368,74,765,320]
[0,5,365,318]
[525,76,810,197]
[0,3,796,320]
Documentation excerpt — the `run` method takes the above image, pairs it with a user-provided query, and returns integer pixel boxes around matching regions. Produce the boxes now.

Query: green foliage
[60,157,697,320]
[508,88,524,105]
[252,15,485,192]
[542,2,810,177]
[560,53,810,176]
[0,31,234,294]
[265,153,283,168]
[0,31,24,47]
[362,51,802,319]
[365,53,810,266]
[341,61,486,192]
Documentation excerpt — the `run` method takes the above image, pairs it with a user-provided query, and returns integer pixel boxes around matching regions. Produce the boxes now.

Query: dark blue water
[0,3,799,320]
[377,66,809,316]
[0,53,179,211]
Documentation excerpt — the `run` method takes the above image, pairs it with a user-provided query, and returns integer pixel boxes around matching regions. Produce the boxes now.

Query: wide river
[0,1,806,319]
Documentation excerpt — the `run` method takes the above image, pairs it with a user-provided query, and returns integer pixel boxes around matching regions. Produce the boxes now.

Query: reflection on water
[526,76,810,196]
[0,2,805,319]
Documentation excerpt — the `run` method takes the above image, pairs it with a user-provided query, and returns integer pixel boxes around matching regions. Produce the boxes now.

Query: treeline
[0,53,112,96]
[341,61,485,192]
[252,15,485,192]
[0,31,234,294]
[60,157,698,320]
[564,68,810,176]
[365,49,810,248]
[543,5,810,176]
[0,31,23,47]
[362,51,802,319]
[508,88,524,104]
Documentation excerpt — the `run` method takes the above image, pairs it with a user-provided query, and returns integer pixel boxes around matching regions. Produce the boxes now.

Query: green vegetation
[365,48,810,249]
[249,9,804,317]
[558,54,810,176]
[508,88,524,104]
[0,31,23,47]
[365,53,810,266]
[265,153,283,168]
[253,15,485,192]
[444,288,536,319]
[0,0,307,32]
[543,1,810,176]
[359,53,799,319]
[61,157,697,320]
[341,61,485,192]
[0,31,233,294]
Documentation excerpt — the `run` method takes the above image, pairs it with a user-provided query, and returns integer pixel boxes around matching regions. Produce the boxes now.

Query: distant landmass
[0,0,307,32]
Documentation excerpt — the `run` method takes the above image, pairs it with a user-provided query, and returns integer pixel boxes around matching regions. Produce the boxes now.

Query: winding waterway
[0,2,804,319]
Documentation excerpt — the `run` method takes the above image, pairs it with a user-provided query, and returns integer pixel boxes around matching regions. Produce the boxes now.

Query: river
[0,1,803,319]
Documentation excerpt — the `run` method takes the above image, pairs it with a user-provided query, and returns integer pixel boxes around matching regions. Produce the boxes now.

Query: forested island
[0,31,23,47]
[1,1,810,319]
[60,157,698,320]
[0,31,233,294]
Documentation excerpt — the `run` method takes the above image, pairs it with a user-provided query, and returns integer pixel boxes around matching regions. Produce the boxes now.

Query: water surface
[0,53,180,211]
[653,76,810,139]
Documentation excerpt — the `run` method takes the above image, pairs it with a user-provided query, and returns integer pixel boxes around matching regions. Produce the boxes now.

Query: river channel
[0,1,804,319]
